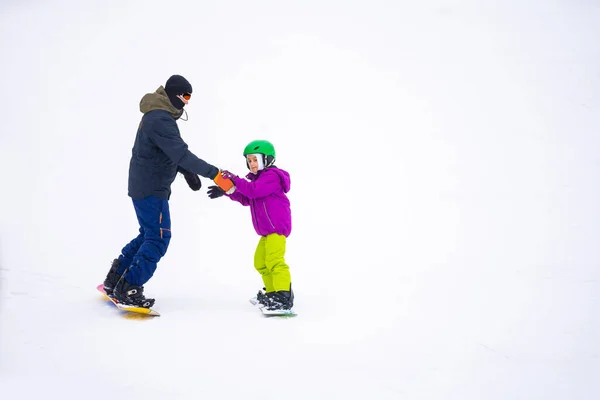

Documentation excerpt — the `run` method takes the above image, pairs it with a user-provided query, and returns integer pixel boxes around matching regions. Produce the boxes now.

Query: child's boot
[250,287,271,307]
[265,290,293,311]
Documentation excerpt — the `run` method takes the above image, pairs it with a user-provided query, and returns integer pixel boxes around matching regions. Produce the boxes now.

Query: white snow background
[0,1,599,399]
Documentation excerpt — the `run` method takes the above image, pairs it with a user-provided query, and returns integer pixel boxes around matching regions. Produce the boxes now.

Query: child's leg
[253,236,274,292]
[264,234,291,292]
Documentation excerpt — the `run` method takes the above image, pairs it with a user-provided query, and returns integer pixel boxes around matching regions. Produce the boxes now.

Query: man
[102,75,221,308]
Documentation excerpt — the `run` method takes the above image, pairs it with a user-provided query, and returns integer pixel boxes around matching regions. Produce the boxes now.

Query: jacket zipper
[263,203,275,229]
[251,202,258,230]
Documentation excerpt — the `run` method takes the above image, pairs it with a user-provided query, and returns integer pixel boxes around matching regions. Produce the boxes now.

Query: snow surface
[1,1,599,399]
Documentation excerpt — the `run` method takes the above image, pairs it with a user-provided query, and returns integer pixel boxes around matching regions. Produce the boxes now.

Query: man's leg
[104,220,145,293]
[116,226,145,275]
[124,196,171,287]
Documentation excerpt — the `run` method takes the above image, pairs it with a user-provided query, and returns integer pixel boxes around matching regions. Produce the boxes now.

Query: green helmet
[243,140,276,169]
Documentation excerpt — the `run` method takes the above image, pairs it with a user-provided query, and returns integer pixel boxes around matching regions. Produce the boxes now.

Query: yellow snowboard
[97,284,160,316]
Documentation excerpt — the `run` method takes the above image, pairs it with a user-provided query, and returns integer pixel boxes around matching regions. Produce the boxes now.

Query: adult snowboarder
[102,74,222,308]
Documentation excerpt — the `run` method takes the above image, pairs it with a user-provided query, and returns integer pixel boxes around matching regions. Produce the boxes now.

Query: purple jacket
[227,167,292,237]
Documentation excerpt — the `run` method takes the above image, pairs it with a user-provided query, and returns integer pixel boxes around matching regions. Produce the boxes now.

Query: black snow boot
[103,258,122,296]
[265,290,293,311]
[113,275,155,308]
[256,287,269,306]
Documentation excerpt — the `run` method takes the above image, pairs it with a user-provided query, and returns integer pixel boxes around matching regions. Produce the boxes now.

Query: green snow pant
[254,233,291,293]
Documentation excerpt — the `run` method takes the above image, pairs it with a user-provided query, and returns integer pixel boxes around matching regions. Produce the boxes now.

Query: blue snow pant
[116,196,171,286]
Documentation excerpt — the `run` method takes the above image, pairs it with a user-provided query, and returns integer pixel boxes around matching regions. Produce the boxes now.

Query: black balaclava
[164,75,192,110]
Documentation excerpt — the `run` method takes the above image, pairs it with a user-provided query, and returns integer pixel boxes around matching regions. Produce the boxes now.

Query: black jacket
[128,86,219,199]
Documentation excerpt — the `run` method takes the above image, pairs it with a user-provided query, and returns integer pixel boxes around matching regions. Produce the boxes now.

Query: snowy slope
[1,1,599,399]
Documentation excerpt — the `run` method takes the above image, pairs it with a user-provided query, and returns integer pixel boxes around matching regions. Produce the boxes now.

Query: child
[207,140,294,311]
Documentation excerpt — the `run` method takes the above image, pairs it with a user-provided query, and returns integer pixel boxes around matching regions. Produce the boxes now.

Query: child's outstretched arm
[223,171,280,199]
[206,185,250,206]
[227,190,250,206]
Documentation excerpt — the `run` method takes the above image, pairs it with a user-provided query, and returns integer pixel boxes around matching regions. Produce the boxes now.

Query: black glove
[207,185,225,199]
[182,171,202,191]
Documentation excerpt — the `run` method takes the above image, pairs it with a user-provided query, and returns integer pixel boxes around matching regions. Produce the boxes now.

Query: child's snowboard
[249,296,297,316]
[97,284,160,316]
[261,308,297,316]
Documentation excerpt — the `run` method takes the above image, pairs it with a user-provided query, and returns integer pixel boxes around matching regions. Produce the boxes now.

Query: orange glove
[213,170,235,193]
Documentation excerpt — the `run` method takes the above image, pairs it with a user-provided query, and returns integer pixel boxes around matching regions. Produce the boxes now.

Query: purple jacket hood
[246,167,290,189]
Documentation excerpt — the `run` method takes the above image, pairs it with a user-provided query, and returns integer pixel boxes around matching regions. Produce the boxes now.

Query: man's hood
[139,86,183,120]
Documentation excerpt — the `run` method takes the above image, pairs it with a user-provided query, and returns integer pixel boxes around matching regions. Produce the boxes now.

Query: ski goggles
[176,93,192,105]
